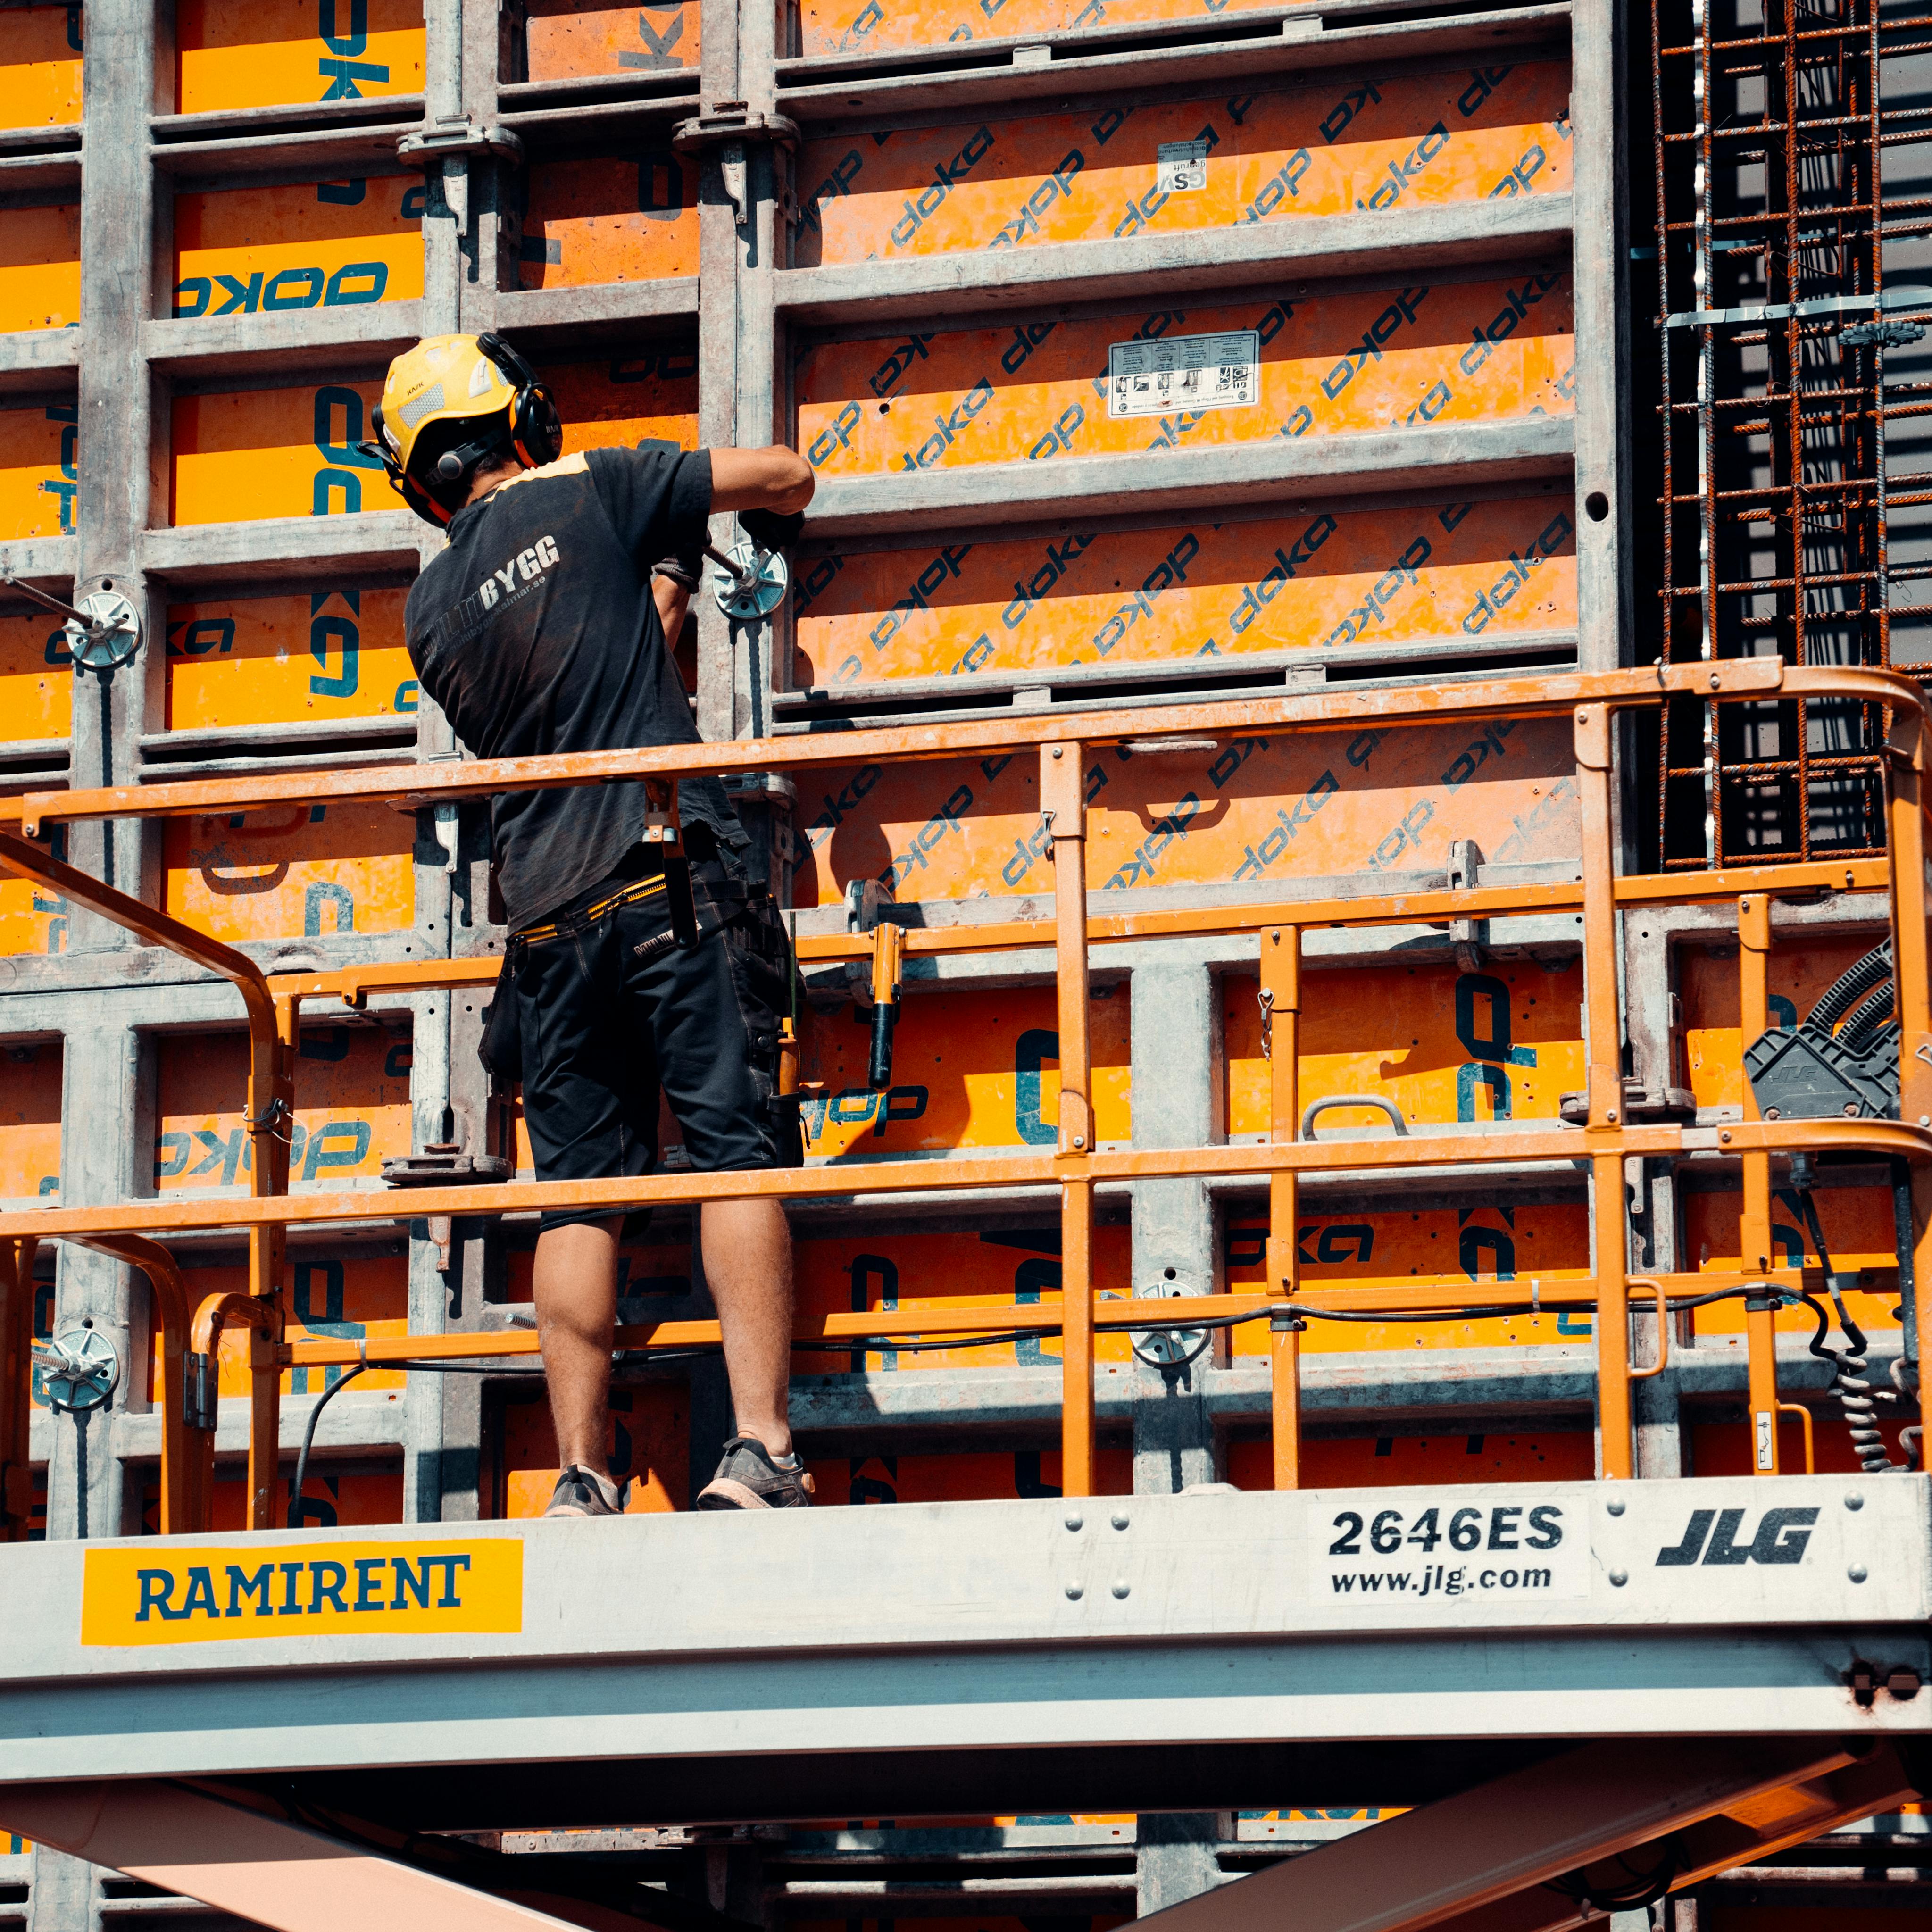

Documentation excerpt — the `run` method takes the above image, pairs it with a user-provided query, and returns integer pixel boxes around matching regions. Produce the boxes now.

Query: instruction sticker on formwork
[1311,1495,1590,1604]
[1155,139,1210,193]
[1107,329,1259,419]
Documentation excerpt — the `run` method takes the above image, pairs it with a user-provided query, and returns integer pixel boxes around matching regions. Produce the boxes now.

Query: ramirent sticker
[81,1540,524,1646]
[1310,1497,1588,1601]
[1108,330,1259,419]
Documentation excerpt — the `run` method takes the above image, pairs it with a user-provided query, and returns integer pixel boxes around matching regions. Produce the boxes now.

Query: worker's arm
[709,445,815,516]
[652,571,692,642]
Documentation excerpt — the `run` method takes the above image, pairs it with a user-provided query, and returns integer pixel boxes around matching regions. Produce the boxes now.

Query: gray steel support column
[695,0,744,745]
[1129,960,1222,1496]
[1622,925,1682,1478]
[1570,0,1632,672]
[43,1024,144,1541]
[26,1844,96,1932]
[70,0,157,923]
[1136,1813,1226,1917]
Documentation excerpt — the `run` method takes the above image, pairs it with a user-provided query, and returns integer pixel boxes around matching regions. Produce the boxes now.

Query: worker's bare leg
[701,1197,794,1457]
[534,1216,620,1474]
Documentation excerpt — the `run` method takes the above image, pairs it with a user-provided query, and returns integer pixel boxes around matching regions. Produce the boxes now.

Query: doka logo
[81,1539,524,1646]
[1655,1505,1818,1568]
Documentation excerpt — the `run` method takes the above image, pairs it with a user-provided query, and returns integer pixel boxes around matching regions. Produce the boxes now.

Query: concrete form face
[0,0,1926,1926]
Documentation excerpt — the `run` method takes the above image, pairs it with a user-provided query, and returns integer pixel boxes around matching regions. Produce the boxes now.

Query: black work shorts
[509,861,783,1235]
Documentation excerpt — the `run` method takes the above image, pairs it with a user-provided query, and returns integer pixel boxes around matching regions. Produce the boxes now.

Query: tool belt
[477,870,807,1171]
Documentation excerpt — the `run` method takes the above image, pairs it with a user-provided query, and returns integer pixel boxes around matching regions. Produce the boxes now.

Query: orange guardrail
[1,658,1928,1532]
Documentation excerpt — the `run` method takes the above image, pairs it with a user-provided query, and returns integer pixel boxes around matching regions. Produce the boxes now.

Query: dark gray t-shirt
[405,444,744,932]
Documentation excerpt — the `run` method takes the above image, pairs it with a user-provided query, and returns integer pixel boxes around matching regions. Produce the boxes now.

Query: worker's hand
[738,507,806,553]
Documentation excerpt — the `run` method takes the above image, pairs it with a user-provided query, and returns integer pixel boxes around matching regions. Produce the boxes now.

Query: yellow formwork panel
[150,1254,408,1401]
[0,203,81,336]
[520,156,700,289]
[0,1040,60,1206]
[173,0,425,115]
[170,378,388,526]
[1227,960,1586,1137]
[0,402,77,540]
[798,1225,1137,1371]
[1224,1206,1591,1353]
[523,0,700,77]
[1682,1186,1902,1346]
[154,1024,411,1194]
[793,720,1578,903]
[0,611,73,742]
[799,277,1574,477]
[799,982,1132,1156]
[1691,1415,1915,1481]
[0,829,69,958]
[160,803,414,943]
[170,175,425,320]
[165,589,416,730]
[147,1466,406,1531]
[1680,935,1880,1111]
[793,496,1576,690]
[1227,1429,1594,1487]
[505,980,1130,1168]
[495,1380,689,1516]
[797,66,1570,264]
[0,6,82,130]
[799,0,1285,58]
[544,352,702,455]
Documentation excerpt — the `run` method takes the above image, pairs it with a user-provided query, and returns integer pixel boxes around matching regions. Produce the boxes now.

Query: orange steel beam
[7,661,1818,838]
[4,1120,1924,1243]
[1042,740,1095,1495]
[275,1269,1832,1368]
[1261,923,1302,1491]
[1736,891,1780,1474]
[256,859,1897,1016]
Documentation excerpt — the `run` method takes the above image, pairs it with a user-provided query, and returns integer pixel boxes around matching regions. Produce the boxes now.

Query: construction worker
[368,333,816,1517]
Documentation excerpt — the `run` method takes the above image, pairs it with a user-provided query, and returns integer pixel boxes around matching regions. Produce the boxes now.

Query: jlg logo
[1656,1506,1818,1567]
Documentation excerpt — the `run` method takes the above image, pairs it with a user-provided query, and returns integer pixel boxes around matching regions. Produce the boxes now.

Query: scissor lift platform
[4,1487,1932,1930]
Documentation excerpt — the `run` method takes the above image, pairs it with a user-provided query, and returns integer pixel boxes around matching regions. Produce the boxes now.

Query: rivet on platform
[1849,1565,1869,1583]
[1846,1492,1865,1512]
[1609,1569,1628,1587]
[1112,1580,1130,1599]
[1606,1498,1625,1516]
[1111,1511,1129,1530]
[1065,1513,1083,1532]
[1066,1581,1084,1600]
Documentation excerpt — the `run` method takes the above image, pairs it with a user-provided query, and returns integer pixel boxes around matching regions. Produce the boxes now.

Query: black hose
[1838,979,1897,1049]
[288,1363,366,1526]
[1809,942,1894,1031]
[1791,1189,1917,1474]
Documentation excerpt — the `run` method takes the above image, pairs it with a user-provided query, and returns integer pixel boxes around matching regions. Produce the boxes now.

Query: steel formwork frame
[7,0,1932,1923]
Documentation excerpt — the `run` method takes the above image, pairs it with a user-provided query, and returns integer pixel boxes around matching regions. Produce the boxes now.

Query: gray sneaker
[697,1436,816,1509]
[545,1464,628,1517]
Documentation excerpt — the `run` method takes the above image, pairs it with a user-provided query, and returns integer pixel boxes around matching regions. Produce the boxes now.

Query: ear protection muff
[478,331,564,471]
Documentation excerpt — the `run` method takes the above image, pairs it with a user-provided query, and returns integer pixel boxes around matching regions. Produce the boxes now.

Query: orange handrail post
[1262,924,1303,1489]
[1043,739,1095,1497]
[1736,891,1780,1474]
[1574,701,1632,1478]
[243,997,298,1530]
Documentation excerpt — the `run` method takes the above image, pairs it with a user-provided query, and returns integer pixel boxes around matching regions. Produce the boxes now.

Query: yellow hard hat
[365,333,561,525]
